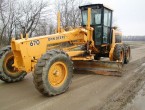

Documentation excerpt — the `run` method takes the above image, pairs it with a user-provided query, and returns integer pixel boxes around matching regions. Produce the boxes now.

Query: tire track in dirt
[98,58,145,110]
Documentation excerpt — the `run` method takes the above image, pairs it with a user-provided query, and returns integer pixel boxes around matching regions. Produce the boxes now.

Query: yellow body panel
[11,28,89,72]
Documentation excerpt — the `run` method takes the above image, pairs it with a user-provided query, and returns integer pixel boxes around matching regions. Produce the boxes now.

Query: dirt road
[123,82,145,110]
[0,42,145,110]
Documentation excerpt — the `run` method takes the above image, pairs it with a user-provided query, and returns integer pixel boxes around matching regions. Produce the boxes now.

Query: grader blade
[73,61,123,76]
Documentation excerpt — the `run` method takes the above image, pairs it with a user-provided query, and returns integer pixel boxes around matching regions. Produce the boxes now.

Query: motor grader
[0,4,130,96]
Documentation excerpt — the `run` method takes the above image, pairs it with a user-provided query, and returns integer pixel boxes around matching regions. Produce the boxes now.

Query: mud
[123,64,145,110]
[0,41,145,110]
[123,81,145,110]
[98,60,145,110]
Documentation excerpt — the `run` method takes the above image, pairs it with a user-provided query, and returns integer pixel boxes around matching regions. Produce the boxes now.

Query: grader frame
[0,4,130,96]
[11,7,121,73]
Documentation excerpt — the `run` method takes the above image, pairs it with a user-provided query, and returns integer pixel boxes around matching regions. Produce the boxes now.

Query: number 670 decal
[30,40,40,46]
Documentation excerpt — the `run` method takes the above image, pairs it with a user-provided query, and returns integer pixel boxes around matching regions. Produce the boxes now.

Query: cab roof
[79,4,113,11]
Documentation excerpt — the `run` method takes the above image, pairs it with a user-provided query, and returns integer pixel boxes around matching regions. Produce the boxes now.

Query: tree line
[123,36,145,41]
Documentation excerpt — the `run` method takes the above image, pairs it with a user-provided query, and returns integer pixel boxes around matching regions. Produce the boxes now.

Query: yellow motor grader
[0,4,130,96]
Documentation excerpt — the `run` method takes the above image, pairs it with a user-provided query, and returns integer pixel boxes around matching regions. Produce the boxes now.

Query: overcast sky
[50,0,145,36]
[90,0,145,35]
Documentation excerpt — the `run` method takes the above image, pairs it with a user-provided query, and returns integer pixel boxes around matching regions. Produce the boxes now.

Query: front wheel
[33,50,73,96]
[0,46,26,83]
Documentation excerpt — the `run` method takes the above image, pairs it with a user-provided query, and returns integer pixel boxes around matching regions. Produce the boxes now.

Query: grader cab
[80,4,113,46]
[0,4,130,96]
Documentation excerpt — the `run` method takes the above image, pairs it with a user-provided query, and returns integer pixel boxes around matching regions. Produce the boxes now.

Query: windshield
[82,9,102,25]
[82,10,90,25]
[93,9,101,24]
[104,9,111,26]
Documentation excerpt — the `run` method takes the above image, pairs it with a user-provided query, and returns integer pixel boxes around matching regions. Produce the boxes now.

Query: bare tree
[0,0,50,46]
[15,0,48,38]
[0,0,16,45]
[0,0,92,46]
[55,0,88,29]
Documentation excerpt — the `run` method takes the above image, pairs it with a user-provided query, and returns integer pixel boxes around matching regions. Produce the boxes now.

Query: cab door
[103,8,112,44]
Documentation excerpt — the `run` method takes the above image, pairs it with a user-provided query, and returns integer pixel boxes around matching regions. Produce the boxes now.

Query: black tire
[124,44,131,64]
[94,54,101,60]
[0,46,27,83]
[113,44,125,63]
[33,50,73,96]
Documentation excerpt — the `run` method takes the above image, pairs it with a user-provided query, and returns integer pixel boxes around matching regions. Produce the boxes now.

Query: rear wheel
[33,50,73,96]
[113,44,125,63]
[124,44,131,64]
[0,46,26,83]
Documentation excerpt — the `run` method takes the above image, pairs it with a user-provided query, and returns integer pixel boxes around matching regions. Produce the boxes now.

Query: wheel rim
[4,52,21,76]
[48,62,68,87]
